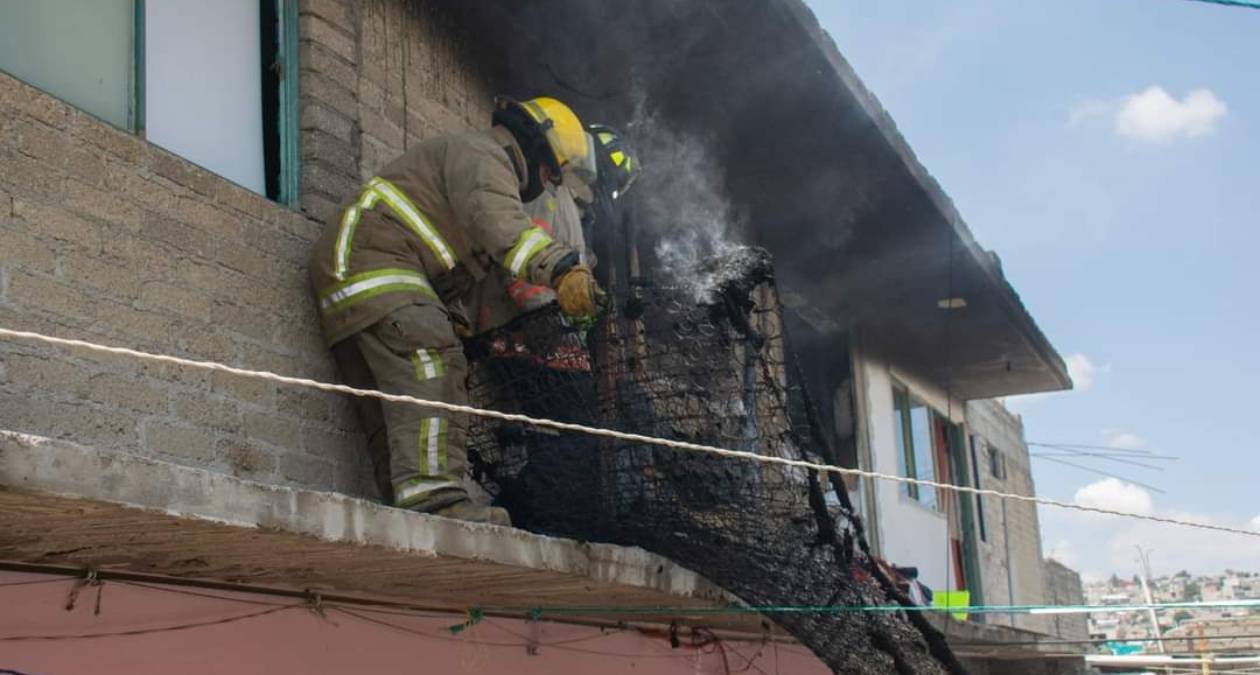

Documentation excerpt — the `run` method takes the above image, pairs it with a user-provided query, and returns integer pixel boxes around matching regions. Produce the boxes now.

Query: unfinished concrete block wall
[298,0,495,225]
[965,398,1050,632]
[1043,559,1089,640]
[0,0,494,498]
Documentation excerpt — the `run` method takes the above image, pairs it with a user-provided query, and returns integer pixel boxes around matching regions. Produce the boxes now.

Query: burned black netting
[464,248,963,675]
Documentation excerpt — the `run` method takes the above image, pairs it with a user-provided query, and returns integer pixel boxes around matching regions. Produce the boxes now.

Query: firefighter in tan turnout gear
[309,96,602,525]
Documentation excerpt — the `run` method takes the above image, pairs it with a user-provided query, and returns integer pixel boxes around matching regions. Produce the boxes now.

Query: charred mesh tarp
[464,248,964,675]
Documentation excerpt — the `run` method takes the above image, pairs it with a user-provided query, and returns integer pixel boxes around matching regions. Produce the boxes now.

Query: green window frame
[2,0,299,206]
[891,382,939,510]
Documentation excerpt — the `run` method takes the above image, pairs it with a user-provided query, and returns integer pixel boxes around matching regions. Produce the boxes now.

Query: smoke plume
[628,99,747,303]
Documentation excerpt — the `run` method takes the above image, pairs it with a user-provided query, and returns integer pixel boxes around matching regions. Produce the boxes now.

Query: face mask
[520,158,546,203]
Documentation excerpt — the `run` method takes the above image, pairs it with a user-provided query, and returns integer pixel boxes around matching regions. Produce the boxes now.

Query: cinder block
[300,129,358,178]
[302,163,359,205]
[278,388,332,423]
[278,451,335,487]
[299,15,356,65]
[13,118,110,186]
[212,300,274,343]
[144,420,218,464]
[58,249,143,301]
[299,192,340,225]
[301,102,355,144]
[0,74,69,129]
[210,369,277,411]
[176,196,241,241]
[236,341,301,379]
[69,109,141,164]
[7,271,98,325]
[4,352,84,395]
[170,390,242,432]
[82,372,170,415]
[218,436,277,479]
[0,393,137,448]
[299,0,354,32]
[300,424,357,463]
[139,281,214,320]
[138,212,215,259]
[104,302,178,349]
[300,42,357,90]
[214,179,273,222]
[0,223,58,273]
[211,238,275,280]
[146,147,218,197]
[275,209,324,243]
[244,411,302,449]
[301,71,358,121]
[65,179,142,225]
[13,199,105,252]
[359,111,404,149]
[0,147,67,203]
[104,170,179,216]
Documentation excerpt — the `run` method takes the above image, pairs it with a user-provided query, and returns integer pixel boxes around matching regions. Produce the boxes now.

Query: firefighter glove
[554,264,603,318]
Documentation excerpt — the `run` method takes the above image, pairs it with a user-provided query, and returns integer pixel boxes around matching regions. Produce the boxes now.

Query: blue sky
[804,0,1260,578]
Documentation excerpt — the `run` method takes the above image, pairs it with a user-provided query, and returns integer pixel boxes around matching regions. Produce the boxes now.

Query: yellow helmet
[495,96,588,172]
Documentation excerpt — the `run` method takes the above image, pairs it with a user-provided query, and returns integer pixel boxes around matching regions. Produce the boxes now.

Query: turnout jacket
[309,127,578,347]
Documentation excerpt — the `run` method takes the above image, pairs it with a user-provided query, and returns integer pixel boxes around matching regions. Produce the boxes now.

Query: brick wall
[965,399,1050,633]
[1043,559,1089,640]
[0,0,495,498]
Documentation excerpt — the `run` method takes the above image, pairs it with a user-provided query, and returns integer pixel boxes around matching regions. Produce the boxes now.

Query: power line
[1182,0,1260,9]
[1030,451,1169,470]
[1028,442,1178,459]
[0,604,297,641]
[2,325,1258,539]
[1032,455,1166,494]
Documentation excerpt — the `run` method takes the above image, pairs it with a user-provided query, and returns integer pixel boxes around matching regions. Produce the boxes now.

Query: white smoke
[628,100,746,303]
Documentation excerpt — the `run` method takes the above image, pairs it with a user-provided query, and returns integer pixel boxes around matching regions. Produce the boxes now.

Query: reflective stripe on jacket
[309,127,578,346]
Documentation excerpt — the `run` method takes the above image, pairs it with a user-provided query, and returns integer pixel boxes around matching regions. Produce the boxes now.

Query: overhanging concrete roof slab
[456,0,1071,400]
[0,431,754,630]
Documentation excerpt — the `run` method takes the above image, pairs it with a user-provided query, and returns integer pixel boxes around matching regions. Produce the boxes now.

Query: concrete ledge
[0,431,741,625]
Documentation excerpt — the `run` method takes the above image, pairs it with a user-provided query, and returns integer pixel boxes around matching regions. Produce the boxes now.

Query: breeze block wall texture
[965,398,1050,634]
[0,0,494,498]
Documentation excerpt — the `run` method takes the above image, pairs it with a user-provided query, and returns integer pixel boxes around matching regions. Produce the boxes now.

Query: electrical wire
[0,604,298,641]
[1032,454,1166,493]
[1182,0,1260,9]
[2,325,1259,539]
[1028,442,1178,459]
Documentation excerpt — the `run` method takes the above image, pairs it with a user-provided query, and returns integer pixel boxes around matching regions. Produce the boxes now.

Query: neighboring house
[1044,559,1090,643]
[0,1,1083,673]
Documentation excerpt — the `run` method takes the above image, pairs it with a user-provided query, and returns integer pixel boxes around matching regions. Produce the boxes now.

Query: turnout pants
[332,301,470,511]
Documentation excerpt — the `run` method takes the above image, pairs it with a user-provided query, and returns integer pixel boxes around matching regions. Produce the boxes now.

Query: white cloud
[1046,539,1079,569]
[1116,87,1226,142]
[1104,431,1147,451]
[1074,478,1153,515]
[1068,87,1227,143]
[1040,502,1260,580]
[1065,353,1108,391]
[1251,514,1260,531]
[1004,352,1107,412]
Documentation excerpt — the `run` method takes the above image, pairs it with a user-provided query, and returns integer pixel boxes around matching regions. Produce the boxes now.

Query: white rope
[2,325,1258,539]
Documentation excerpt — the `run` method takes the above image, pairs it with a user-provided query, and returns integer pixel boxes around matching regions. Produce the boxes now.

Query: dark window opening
[970,435,987,542]
[260,0,282,201]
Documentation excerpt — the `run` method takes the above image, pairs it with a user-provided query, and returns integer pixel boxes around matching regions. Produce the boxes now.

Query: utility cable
[1032,455,1166,494]
[0,604,298,641]
[1182,0,1260,9]
[2,325,1258,539]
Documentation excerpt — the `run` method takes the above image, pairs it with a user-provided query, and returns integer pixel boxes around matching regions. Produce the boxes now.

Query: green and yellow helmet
[588,124,640,200]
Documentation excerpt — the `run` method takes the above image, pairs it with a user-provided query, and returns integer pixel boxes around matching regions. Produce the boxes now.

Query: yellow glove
[554,264,604,317]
